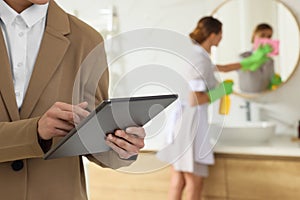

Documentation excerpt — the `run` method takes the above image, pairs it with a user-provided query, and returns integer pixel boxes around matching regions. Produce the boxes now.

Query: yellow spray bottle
[219,80,233,115]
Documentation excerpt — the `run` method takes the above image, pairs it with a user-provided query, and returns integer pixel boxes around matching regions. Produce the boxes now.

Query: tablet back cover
[44,94,177,159]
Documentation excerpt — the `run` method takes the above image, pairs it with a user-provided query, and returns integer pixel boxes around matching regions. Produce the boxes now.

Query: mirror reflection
[212,0,300,97]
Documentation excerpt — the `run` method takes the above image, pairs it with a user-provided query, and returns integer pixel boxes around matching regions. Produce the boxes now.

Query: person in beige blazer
[0,0,145,199]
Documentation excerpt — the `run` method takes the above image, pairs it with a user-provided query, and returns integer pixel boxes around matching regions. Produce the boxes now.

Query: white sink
[211,121,276,146]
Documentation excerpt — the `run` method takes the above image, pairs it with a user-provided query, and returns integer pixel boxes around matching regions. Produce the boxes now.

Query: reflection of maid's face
[254,29,273,40]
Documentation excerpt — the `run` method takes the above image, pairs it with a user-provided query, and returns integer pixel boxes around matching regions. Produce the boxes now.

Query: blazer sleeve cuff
[0,117,46,162]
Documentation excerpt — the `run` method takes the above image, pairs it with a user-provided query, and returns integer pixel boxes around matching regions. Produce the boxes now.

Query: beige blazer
[0,1,132,199]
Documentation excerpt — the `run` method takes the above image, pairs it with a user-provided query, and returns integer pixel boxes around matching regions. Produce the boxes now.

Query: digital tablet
[44,94,178,159]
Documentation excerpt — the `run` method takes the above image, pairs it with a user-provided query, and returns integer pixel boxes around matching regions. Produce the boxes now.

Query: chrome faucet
[240,101,251,121]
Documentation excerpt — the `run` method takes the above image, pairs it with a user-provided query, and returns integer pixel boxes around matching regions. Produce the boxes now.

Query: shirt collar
[0,0,18,25]
[0,1,49,28]
[21,3,49,28]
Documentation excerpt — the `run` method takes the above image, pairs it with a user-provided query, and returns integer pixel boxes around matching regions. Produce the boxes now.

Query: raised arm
[216,63,241,72]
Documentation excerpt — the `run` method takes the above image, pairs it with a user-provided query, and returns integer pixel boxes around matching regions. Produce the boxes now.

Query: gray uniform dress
[238,51,274,93]
[157,43,218,177]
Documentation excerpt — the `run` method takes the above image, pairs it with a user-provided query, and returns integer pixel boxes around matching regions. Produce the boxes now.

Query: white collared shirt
[0,1,49,108]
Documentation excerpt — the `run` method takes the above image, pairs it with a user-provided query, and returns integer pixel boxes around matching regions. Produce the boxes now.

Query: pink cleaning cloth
[253,38,279,56]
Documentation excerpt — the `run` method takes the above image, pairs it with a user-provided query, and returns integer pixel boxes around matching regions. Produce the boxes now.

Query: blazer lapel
[20,1,70,119]
[0,28,20,121]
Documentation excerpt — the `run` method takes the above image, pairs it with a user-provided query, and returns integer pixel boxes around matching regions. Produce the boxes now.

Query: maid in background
[157,16,270,200]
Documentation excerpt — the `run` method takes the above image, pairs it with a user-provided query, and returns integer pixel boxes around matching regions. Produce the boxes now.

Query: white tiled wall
[56,0,300,149]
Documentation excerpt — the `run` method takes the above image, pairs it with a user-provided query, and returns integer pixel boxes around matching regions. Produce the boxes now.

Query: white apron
[157,44,218,170]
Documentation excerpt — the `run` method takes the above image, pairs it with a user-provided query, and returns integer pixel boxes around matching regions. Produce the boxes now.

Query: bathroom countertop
[213,135,300,158]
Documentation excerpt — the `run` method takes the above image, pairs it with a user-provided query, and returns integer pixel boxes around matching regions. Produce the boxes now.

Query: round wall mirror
[212,0,300,98]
